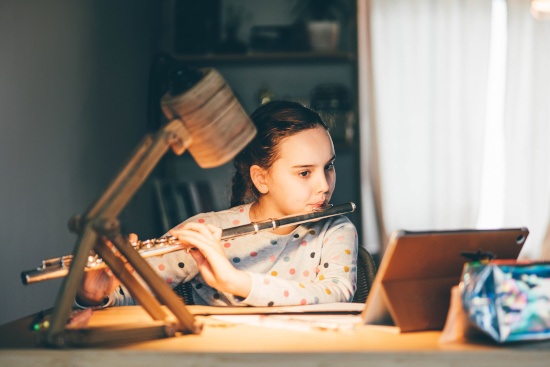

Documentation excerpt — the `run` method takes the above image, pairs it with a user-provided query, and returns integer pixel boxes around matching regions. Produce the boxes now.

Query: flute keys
[167,236,179,245]
[86,254,102,268]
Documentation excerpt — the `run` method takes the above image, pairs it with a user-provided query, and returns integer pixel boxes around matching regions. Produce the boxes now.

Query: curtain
[358,0,494,254]
[502,0,550,259]
[359,0,550,259]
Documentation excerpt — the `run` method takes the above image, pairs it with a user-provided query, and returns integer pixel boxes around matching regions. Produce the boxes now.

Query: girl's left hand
[169,222,252,298]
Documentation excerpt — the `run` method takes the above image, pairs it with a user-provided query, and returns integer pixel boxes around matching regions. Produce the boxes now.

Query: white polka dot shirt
[109,203,358,307]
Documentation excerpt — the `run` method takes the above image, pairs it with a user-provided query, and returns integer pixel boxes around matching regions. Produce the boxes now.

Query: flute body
[22,202,355,285]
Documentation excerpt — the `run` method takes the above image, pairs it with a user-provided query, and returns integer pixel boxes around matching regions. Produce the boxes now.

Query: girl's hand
[76,233,138,306]
[77,267,120,306]
[169,222,252,298]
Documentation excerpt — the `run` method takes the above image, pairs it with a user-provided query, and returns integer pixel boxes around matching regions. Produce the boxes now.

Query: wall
[0,0,362,326]
[0,0,160,325]
[161,0,361,228]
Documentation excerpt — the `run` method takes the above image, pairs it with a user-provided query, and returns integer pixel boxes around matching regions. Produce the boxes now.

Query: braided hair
[230,101,328,207]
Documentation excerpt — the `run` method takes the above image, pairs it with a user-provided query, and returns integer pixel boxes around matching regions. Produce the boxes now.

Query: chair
[351,246,378,303]
[174,245,377,306]
[153,178,215,234]
[174,281,194,306]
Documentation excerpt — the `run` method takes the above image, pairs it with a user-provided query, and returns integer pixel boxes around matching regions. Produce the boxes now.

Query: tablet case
[362,228,528,332]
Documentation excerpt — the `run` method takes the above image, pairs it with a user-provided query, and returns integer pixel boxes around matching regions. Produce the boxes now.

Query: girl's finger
[169,228,226,255]
[169,232,224,265]
[170,222,219,241]
[128,233,138,243]
[205,223,222,240]
[189,248,206,266]
[189,248,223,289]
[169,228,218,249]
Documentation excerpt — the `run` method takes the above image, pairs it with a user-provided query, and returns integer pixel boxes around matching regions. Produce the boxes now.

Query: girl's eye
[325,162,335,171]
[299,171,310,177]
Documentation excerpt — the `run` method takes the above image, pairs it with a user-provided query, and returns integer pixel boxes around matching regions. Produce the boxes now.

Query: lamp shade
[160,68,256,168]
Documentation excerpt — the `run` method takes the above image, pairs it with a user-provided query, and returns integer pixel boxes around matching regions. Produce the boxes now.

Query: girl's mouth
[311,202,331,212]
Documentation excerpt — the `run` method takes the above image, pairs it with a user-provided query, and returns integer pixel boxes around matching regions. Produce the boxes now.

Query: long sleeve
[103,204,358,307]
[108,248,200,306]
[104,208,225,307]
[240,216,358,307]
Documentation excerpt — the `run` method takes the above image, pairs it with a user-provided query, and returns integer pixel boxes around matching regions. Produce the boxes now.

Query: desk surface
[1,306,549,367]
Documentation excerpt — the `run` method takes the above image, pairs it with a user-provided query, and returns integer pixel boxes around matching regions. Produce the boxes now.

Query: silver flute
[21,202,355,285]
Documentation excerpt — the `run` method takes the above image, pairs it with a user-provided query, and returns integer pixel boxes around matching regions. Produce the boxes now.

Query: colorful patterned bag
[461,260,550,343]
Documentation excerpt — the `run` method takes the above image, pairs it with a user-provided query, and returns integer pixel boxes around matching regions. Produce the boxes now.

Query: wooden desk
[1,306,549,367]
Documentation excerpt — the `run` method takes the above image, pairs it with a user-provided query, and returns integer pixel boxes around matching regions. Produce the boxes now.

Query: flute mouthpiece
[313,204,334,212]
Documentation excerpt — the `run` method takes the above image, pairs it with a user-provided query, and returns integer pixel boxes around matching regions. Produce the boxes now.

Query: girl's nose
[317,172,330,193]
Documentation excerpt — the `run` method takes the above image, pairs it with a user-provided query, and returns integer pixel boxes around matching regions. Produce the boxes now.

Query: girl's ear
[250,165,269,194]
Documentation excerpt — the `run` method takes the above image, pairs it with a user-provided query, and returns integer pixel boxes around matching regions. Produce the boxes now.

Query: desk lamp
[43,56,256,347]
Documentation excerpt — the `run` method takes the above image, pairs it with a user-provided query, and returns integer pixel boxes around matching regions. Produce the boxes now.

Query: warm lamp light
[531,0,550,20]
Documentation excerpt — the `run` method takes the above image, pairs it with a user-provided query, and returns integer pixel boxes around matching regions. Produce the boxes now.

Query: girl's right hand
[169,222,252,298]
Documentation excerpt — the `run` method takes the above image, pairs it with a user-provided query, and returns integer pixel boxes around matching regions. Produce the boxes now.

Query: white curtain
[502,0,550,259]
[358,0,550,259]
[359,0,493,254]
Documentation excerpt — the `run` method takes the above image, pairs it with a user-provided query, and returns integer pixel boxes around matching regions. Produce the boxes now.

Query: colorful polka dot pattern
[111,203,358,308]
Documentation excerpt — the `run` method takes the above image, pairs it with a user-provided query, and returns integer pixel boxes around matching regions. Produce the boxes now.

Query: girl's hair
[230,100,328,207]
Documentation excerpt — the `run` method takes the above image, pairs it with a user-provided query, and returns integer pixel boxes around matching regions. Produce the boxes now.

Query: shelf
[173,51,356,64]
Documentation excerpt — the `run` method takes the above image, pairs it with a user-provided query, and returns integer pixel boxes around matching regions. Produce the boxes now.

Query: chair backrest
[351,246,378,303]
[174,281,194,305]
[153,178,215,233]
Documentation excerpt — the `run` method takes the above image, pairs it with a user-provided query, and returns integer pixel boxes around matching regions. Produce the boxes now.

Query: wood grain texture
[1,306,549,367]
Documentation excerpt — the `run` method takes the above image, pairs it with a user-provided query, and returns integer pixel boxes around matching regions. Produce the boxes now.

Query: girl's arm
[107,245,201,306]
[103,225,203,307]
[170,222,252,298]
[239,217,358,307]
[104,210,247,306]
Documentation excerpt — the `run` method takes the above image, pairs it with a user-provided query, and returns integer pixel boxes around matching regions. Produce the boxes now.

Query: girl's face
[258,126,336,218]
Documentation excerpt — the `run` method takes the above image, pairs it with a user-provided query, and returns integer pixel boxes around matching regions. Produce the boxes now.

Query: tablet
[362,228,528,332]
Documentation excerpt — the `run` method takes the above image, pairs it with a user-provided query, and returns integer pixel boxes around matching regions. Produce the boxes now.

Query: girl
[77,100,358,307]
